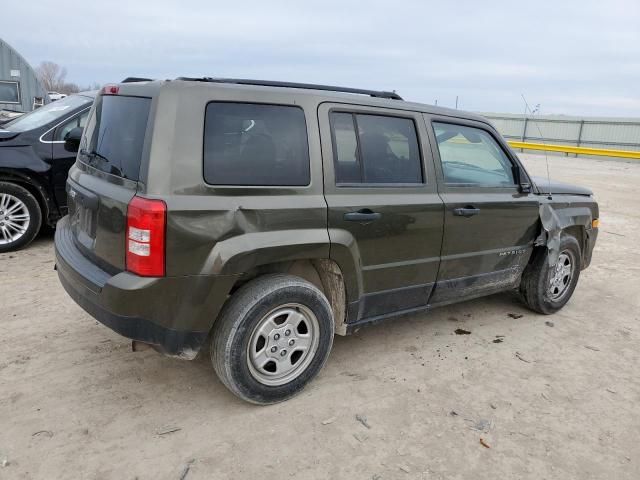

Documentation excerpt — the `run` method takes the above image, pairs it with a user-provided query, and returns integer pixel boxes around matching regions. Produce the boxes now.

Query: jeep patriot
[54,78,598,404]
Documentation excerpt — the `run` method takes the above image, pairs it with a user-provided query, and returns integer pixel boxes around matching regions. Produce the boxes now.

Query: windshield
[79,94,151,181]
[3,95,92,132]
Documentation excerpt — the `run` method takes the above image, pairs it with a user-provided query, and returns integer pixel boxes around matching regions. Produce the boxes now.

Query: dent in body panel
[206,229,330,276]
[537,200,596,266]
[165,196,330,276]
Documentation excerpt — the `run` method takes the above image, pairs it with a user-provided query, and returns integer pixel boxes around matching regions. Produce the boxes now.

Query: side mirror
[64,126,83,152]
[513,165,532,193]
[520,182,532,194]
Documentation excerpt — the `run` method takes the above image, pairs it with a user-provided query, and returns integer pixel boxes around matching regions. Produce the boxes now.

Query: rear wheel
[520,234,581,314]
[211,274,335,404]
[0,182,42,253]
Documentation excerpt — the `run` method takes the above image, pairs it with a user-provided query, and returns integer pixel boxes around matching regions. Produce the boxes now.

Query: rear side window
[433,122,516,186]
[330,112,423,184]
[80,95,151,181]
[203,103,310,186]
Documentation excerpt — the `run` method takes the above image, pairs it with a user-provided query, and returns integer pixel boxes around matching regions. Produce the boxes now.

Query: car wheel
[211,274,335,404]
[0,182,42,253]
[520,234,581,314]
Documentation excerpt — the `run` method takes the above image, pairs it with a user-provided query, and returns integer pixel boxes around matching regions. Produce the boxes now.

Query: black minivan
[0,92,95,252]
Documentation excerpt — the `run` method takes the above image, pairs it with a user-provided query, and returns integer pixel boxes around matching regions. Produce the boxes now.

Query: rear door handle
[453,206,480,217]
[344,209,381,223]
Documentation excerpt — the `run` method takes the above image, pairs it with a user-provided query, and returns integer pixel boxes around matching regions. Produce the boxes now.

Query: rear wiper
[79,149,125,177]
[80,148,109,163]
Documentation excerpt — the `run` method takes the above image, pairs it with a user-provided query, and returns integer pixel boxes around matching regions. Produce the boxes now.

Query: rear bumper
[54,216,237,358]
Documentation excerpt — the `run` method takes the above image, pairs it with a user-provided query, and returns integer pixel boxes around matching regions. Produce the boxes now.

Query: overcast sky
[4,0,639,116]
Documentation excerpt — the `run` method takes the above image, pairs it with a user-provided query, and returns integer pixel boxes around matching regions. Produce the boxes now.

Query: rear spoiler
[121,77,153,83]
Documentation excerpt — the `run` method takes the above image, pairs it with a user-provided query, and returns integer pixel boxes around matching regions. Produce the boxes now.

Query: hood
[531,176,592,196]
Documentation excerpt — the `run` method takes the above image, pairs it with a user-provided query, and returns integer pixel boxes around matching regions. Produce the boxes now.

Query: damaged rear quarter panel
[145,84,331,280]
[164,194,330,276]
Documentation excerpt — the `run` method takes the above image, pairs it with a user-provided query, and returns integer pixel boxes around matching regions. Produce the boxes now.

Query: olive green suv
[54,78,599,404]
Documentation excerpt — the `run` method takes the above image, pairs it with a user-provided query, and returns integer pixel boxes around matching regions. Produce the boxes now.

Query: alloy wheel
[0,193,30,245]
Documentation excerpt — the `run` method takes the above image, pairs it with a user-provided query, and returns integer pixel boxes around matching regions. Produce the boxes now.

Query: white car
[47,91,67,101]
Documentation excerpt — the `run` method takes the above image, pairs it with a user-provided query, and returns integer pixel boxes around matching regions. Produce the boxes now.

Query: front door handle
[344,209,382,223]
[453,206,480,217]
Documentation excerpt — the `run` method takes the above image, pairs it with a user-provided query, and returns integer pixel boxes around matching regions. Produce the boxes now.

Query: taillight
[126,196,166,277]
[102,84,119,95]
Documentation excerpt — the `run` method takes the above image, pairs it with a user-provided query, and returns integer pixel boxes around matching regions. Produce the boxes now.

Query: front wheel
[211,274,335,404]
[0,182,42,253]
[520,234,581,314]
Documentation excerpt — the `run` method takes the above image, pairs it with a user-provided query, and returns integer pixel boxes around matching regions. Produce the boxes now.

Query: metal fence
[481,113,640,157]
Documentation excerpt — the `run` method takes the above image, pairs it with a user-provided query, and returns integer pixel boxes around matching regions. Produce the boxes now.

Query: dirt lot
[1,153,639,480]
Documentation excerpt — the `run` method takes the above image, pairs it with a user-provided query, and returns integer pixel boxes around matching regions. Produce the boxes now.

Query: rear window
[79,95,151,181]
[203,102,310,186]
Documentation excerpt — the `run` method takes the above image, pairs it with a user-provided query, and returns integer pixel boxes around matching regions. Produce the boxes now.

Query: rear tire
[211,274,335,405]
[0,182,42,253]
[520,234,581,314]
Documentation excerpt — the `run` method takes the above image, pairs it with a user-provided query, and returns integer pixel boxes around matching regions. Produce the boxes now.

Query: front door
[318,103,444,324]
[425,117,540,305]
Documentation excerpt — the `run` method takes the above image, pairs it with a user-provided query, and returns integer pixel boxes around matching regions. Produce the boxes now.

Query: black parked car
[0,92,95,252]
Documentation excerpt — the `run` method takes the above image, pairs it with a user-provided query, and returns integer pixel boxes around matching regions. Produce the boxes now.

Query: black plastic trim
[177,77,403,100]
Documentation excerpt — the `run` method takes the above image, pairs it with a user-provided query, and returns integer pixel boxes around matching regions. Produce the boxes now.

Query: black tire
[0,181,42,253]
[520,234,581,314]
[211,274,335,405]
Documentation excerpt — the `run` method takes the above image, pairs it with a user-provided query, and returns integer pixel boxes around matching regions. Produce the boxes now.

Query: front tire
[520,234,581,314]
[211,274,335,404]
[0,182,42,253]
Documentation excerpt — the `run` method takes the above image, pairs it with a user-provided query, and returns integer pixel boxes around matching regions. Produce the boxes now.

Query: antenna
[521,94,552,199]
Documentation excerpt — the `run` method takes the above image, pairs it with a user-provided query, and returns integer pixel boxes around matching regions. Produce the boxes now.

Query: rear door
[50,108,90,210]
[425,116,539,305]
[319,103,443,323]
[67,92,152,271]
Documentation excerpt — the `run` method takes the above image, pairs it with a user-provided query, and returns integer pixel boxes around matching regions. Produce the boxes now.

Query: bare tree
[35,61,68,93]
[36,61,98,95]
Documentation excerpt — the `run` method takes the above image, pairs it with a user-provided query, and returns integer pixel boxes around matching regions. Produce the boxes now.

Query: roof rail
[175,77,403,100]
[121,77,153,83]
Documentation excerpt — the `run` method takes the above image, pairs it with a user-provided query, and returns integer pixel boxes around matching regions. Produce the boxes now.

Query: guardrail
[507,141,640,160]
[482,113,640,160]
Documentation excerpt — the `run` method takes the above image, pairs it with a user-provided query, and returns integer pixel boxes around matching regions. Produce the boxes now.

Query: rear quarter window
[203,102,310,186]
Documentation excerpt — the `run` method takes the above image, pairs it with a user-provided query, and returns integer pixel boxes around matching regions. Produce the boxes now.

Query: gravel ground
[1,153,639,480]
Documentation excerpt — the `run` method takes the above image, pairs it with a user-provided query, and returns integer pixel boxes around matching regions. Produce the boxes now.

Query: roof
[114,77,490,124]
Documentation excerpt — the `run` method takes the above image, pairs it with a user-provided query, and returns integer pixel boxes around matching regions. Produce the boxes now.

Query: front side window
[203,103,310,186]
[331,112,423,184]
[54,110,89,141]
[433,122,515,186]
[0,80,20,104]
